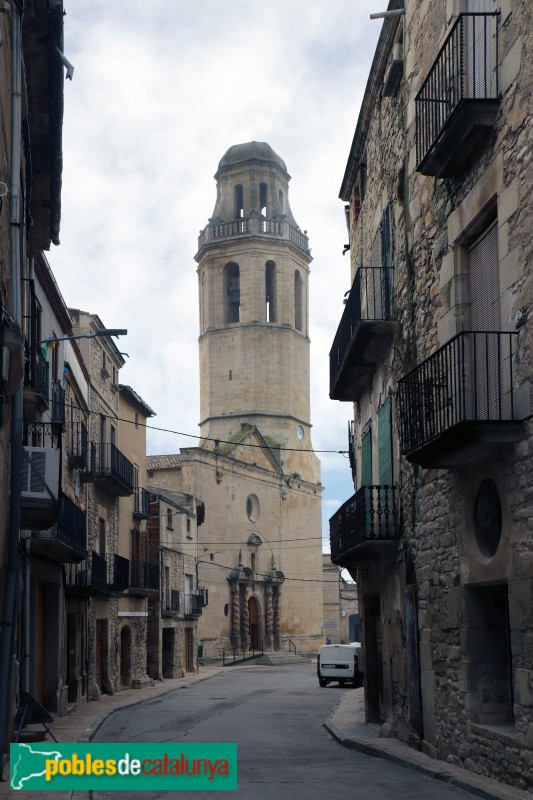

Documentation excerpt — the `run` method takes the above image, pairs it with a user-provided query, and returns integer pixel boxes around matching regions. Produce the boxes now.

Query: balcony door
[465,0,497,99]
[468,220,501,419]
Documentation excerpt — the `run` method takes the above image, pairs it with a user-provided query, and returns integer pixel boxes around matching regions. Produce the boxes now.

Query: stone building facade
[0,0,69,755]
[322,556,359,644]
[145,489,199,679]
[148,142,324,660]
[329,0,533,790]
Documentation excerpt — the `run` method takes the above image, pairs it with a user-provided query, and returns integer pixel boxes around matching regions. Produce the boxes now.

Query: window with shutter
[361,424,372,487]
[378,398,393,486]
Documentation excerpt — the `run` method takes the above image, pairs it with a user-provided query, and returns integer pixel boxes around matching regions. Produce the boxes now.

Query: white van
[316,644,363,688]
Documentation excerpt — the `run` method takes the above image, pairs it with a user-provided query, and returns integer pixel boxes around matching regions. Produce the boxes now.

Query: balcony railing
[398,330,523,467]
[162,589,180,617]
[330,267,395,400]
[330,485,399,565]
[50,381,65,426]
[112,554,130,590]
[197,216,310,255]
[65,551,108,593]
[184,592,205,617]
[31,493,87,563]
[130,561,160,593]
[93,443,134,496]
[67,421,89,469]
[133,487,151,519]
[416,12,500,177]
[27,349,50,405]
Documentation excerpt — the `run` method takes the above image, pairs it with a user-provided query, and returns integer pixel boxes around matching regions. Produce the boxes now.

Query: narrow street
[92,663,481,800]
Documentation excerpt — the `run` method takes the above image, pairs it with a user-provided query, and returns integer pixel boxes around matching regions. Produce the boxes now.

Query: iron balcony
[330,267,395,401]
[31,493,87,563]
[397,330,524,468]
[416,12,500,177]
[130,561,160,595]
[93,443,134,496]
[329,485,399,568]
[67,421,89,470]
[65,551,109,594]
[50,380,66,427]
[133,486,151,519]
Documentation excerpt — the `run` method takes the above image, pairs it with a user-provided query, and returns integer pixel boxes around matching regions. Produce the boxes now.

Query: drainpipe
[0,1,24,771]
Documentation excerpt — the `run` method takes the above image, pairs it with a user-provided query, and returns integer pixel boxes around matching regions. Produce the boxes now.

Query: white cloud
[51,0,388,543]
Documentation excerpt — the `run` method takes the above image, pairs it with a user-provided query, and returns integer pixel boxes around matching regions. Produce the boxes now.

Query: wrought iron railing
[198,216,310,254]
[67,421,89,468]
[184,593,204,617]
[35,493,87,558]
[113,554,130,590]
[329,485,399,561]
[133,486,151,518]
[31,350,49,400]
[223,641,264,666]
[50,381,65,426]
[330,267,393,392]
[130,561,160,591]
[56,493,86,555]
[415,12,499,170]
[397,330,518,456]
[93,443,134,493]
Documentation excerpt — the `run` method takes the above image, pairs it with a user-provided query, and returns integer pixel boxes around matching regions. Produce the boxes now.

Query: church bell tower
[195,141,320,484]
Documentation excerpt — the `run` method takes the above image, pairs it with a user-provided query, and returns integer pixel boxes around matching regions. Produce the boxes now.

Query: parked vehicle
[316,644,363,688]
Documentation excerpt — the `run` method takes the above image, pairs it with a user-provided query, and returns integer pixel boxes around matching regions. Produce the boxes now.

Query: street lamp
[38,328,127,345]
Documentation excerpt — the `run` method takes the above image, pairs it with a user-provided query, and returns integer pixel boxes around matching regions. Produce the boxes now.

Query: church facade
[148,142,324,658]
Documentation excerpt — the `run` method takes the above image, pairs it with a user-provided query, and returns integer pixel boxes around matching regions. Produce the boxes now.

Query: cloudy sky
[49,0,388,547]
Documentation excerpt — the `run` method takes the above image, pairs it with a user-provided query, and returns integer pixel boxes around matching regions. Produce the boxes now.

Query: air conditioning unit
[20,446,61,530]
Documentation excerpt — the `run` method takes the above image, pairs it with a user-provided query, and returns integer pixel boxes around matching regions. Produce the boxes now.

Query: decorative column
[230,584,240,649]
[241,584,250,651]
[273,586,281,651]
[264,584,273,650]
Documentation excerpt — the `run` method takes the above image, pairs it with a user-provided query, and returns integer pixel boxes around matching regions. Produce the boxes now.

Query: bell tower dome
[195,141,319,481]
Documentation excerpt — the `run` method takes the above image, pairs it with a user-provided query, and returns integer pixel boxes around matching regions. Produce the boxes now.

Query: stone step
[255,651,315,666]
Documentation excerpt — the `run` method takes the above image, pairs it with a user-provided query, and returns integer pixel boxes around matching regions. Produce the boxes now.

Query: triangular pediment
[220,425,282,474]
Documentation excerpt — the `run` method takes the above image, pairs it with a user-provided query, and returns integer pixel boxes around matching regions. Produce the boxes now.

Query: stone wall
[339,0,533,789]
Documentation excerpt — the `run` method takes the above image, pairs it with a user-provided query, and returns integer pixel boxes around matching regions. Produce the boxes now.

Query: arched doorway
[120,626,132,688]
[248,596,260,650]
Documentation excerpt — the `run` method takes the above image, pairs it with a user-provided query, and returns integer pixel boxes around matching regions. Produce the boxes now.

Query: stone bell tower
[189,142,323,655]
[195,141,320,484]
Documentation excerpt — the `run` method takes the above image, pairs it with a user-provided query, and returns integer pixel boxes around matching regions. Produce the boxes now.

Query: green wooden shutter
[378,398,393,486]
[361,425,372,487]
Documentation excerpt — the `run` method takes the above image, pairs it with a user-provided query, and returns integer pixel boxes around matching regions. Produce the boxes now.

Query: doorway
[364,594,384,723]
[162,628,175,679]
[95,619,108,693]
[249,596,260,650]
[185,628,194,672]
[120,626,132,688]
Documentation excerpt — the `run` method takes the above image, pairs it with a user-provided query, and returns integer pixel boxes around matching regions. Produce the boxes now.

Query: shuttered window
[468,221,499,330]
[468,220,500,419]
[361,424,372,487]
[378,398,393,486]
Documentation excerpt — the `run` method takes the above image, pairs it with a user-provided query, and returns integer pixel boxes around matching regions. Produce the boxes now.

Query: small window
[98,518,106,555]
[166,508,174,530]
[474,479,502,558]
[224,262,240,323]
[260,183,267,216]
[186,518,191,534]
[265,261,277,323]
[294,271,303,331]
[279,190,284,211]
[246,494,260,522]
[234,185,244,219]
[134,412,139,429]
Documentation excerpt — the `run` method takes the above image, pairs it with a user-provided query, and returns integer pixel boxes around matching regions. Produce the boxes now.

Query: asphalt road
[92,662,481,800]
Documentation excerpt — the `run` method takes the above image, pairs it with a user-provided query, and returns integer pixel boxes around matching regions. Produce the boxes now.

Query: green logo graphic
[11,742,238,791]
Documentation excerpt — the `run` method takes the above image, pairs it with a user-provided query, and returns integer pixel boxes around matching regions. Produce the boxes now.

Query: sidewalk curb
[323,713,531,800]
[77,669,223,743]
